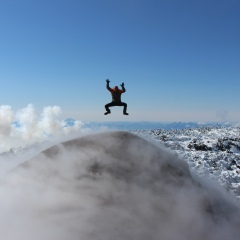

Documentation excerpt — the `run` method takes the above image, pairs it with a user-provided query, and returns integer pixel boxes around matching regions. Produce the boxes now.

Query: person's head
[114,86,119,92]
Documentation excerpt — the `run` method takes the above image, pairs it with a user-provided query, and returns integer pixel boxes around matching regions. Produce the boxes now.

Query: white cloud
[0,104,84,152]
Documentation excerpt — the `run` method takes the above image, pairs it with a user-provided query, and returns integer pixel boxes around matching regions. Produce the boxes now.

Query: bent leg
[105,102,116,114]
[117,102,128,115]
[123,102,128,115]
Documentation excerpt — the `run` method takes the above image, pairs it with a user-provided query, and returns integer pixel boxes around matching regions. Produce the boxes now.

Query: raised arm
[120,82,126,93]
[106,79,111,91]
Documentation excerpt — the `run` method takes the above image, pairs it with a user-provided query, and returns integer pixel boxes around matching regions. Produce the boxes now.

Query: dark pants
[105,101,127,113]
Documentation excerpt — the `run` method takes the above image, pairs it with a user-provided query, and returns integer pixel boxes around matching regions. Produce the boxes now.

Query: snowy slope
[132,126,240,199]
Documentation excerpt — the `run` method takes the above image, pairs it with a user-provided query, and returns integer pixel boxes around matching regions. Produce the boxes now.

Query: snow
[131,126,240,199]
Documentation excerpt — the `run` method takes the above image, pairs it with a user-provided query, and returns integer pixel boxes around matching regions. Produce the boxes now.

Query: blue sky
[0,0,239,122]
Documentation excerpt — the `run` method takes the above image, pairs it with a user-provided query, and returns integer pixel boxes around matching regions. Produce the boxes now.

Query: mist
[0,131,239,240]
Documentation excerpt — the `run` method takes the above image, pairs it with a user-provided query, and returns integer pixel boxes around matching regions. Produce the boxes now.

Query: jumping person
[104,79,129,115]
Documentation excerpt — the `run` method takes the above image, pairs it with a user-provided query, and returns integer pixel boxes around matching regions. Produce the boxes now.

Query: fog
[0,131,239,240]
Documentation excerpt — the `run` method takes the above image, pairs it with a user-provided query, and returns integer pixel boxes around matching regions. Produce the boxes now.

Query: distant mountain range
[64,119,236,130]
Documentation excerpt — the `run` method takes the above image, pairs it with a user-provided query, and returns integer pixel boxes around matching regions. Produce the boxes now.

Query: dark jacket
[107,83,126,103]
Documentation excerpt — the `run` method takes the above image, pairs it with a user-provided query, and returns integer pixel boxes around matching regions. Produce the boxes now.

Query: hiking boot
[104,111,111,115]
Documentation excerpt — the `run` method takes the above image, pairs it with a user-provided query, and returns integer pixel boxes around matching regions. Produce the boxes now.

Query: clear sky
[0,0,239,122]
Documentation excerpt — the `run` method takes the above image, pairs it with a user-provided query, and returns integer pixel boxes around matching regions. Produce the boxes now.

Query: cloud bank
[0,104,84,152]
[0,131,239,240]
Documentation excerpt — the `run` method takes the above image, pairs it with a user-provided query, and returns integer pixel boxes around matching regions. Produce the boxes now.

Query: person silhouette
[104,79,129,115]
